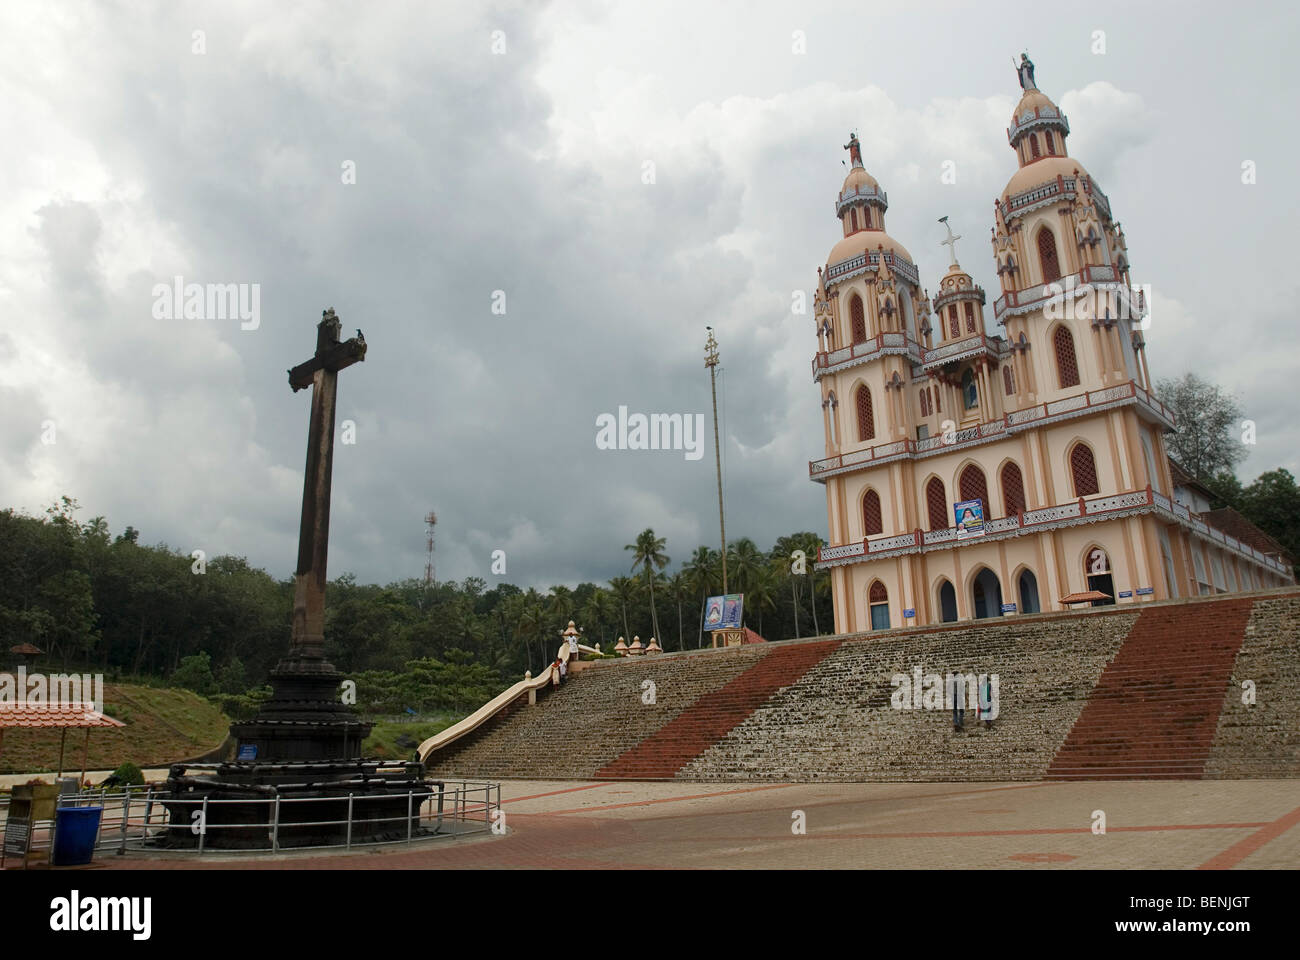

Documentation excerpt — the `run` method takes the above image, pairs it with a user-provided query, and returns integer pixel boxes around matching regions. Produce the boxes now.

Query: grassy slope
[362,714,457,761]
[0,683,231,776]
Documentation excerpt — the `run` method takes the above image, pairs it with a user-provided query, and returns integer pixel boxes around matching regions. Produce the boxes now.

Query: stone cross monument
[282,308,366,672]
[230,309,371,762]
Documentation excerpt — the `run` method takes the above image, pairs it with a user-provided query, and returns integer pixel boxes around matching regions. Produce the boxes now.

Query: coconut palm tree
[725,537,762,594]
[666,570,689,651]
[746,563,781,637]
[626,529,669,646]
[607,575,639,642]
[547,584,575,628]
[683,546,720,646]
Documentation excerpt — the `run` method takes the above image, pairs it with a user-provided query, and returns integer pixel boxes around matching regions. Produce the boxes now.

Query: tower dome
[1006,54,1071,170]
[828,131,913,268]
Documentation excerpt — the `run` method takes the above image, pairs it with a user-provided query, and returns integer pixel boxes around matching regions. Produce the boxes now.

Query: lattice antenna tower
[424,511,438,586]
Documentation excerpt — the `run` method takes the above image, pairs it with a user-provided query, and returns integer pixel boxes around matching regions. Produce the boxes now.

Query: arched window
[1045,132,1056,156]
[850,208,858,232]
[926,477,949,531]
[964,302,976,334]
[1003,365,1015,395]
[959,464,989,510]
[850,295,867,344]
[961,369,978,409]
[855,386,875,441]
[1070,443,1100,497]
[1037,227,1061,283]
[1085,547,1115,606]
[1030,134,1041,159]
[1018,569,1041,613]
[1001,462,1026,517]
[862,489,883,536]
[868,580,890,630]
[861,207,871,229]
[919,388,931,418]
[1054,326,1080,388]
[938,580,958,622]
[948,306,959,339]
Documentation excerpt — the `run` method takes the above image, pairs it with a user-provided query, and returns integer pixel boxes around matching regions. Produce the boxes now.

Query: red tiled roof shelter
[1059,590,1111,605]
[0,704,125,784]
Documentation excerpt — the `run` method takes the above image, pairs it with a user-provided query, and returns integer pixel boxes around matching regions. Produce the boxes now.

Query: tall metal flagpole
[705,327,727,594]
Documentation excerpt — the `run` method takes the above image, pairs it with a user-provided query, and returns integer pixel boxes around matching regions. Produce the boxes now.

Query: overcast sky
[2,1,1295,589]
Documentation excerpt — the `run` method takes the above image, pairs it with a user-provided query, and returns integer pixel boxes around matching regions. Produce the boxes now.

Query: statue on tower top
[843,132,863,168]
[1015,52,1037,91]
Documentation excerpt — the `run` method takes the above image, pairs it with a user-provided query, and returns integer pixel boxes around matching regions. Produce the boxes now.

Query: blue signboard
[704,594,744,630]
[1000,603,1017,613]
[903,608,916,618]
[1118,590,1133,599]
[1135,587,1154,596]
[237,744,258,762]
[954,499,985,539]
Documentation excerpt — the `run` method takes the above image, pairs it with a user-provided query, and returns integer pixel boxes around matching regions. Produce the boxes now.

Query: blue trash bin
[52,806,104,866]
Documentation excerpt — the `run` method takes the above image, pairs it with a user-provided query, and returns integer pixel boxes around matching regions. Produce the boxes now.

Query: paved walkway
[46,778,1300,870]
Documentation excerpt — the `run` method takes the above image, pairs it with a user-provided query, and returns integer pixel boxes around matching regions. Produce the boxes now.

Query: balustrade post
[271,796,281,853]
[118,787,129,855]
[197,796,209,856]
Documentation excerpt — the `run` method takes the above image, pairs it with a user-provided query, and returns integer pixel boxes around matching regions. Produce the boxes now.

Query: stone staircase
[423,589,1300,782]
[1045,598,1253,780]
[424,644,773,780]
[597,640,843,779]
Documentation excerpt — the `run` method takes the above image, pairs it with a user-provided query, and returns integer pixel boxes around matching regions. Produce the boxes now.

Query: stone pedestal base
[160,760,433,849]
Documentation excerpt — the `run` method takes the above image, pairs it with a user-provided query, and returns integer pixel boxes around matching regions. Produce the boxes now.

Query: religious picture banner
[704,594,744,630]
[954,499,985,539]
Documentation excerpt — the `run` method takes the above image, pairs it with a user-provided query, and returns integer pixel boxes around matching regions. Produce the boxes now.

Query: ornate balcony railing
[992,263,1123,323]
[824,248,920,287]
[835,182,888,216]
[919,333,1006,371]
[815,487,1291,577]
[811,331,923,379]
[808,380,1175,480]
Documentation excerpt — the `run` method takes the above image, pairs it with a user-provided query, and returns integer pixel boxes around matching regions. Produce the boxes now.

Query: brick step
[1046,598,1254,780]
[596,640,842,779]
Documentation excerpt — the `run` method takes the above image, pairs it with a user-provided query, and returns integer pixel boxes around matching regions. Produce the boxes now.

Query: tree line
[0,497,831,694]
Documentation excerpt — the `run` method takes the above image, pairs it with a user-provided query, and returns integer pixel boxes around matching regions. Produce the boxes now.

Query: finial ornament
[938,215,962,267]
[1015,52,1036,91]
[843,131,863,168]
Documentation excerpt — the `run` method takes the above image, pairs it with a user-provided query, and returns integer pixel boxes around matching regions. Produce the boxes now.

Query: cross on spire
[938,216,962,267]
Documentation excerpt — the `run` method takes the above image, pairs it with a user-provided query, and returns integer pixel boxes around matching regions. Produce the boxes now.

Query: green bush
[108,761,145,786]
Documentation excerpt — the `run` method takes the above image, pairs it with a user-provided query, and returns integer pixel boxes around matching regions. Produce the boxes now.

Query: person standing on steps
[977,674,995,728]
[948,672,965,731]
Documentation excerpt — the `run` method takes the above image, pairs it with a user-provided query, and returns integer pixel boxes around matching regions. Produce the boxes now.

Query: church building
[809,56,1293,633]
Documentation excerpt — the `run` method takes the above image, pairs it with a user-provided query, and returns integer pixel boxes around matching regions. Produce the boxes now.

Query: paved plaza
[62,778,1300,870]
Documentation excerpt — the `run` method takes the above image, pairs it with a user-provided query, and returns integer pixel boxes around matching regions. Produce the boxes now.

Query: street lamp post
[704,327,728,595]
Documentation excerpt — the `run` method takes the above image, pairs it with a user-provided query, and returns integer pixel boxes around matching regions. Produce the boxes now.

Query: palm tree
[518,588,548,667]
[608,576,639,642]
[666,570,688,651]
[547,585,575,628]
[684,546,720,646]
[580,589,616,648]
[726,537,762,594]
[746,563,781,637]
[626,529,669,646]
